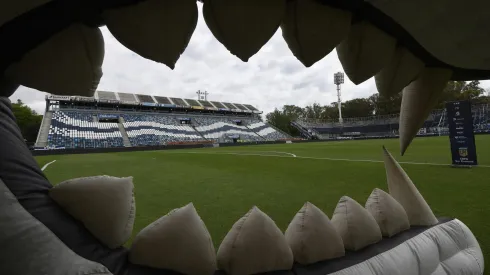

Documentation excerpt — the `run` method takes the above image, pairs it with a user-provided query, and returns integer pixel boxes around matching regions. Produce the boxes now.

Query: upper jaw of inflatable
[2,0,489,80]
[1,0,489,153]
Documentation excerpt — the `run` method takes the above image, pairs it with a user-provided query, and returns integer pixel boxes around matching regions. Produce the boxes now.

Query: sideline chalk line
[264,151,296,158]
[166,151,490,168]
[41,160,57,171]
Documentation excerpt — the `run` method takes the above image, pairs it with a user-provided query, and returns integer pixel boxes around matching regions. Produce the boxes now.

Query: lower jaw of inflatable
[120,218,484,275]
[292,218,484,275]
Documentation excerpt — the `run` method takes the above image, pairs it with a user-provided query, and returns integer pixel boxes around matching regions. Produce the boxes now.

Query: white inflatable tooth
[285,202,344,264]
[104,0,198,69]
[203,0,286,62]
[336,22,396,85]
[217,206,293,275]
[50,176,135,249]
[365,188,410,237]
[382,147,439,226]
[5,24,104,97]
[129,203,216,275]
[281,0,351,67]
[331,196,382,251]
[375,47,425,97]
[399,68,452,155]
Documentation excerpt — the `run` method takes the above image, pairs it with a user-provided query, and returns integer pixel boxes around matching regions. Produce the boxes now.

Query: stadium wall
[31,132,489,156]
[31,141,286,156]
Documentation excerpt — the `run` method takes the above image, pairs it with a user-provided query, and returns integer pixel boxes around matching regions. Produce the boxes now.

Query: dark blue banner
[446,100,478,166]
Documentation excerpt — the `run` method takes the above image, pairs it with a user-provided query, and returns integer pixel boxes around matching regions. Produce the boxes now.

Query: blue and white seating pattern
[45,111,290,148]
[121,114,203,146]
[48,111,124,148]
[247,121,289,140]
[193,116,263,141]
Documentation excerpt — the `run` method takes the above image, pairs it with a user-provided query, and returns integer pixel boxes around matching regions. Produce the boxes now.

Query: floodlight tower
[196,90,209,101]
[333,72,344,124]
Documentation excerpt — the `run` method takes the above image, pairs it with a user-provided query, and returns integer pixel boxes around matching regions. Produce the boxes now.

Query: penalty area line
[167,151,490,168]
[41,160,57,171]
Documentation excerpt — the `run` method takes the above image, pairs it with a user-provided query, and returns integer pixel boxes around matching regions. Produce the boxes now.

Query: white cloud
[9,3,490,116]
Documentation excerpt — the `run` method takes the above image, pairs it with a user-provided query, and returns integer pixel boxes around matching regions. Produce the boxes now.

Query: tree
[322,104,339,120]
[282,105,304,118]
[436,80,486,108]
[303,103,324,119]
[11,99,42,143]
[369,93,402,115]
[265,107,301,136]
[341,98,374,117]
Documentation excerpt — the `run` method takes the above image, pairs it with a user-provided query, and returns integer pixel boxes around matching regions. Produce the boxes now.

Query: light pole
[334,72,344,124]
[196,90,209,101]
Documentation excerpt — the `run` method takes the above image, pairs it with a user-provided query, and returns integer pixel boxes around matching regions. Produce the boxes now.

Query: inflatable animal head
[0,1,486,274]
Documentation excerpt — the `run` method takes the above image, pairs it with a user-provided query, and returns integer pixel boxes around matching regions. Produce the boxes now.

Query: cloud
[9,3,490,116]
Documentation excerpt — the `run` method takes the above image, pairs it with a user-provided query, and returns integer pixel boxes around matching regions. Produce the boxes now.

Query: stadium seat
[193,116,265,142]
[121,114,203,146]
[48,111,124,149]
[247,120,290,141]
[45,110,291,149]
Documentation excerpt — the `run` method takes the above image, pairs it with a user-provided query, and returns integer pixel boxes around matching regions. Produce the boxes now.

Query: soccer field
[36,135,490,264]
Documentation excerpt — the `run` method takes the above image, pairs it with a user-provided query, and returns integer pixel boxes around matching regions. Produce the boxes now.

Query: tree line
[266,80,490,137]
[11,99,43,144]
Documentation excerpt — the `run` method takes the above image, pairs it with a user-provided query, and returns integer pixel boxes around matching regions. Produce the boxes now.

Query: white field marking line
[171,150,297,158]
[41,160,57,171]
[262,151,296,157]
[174,151,294,158]
[167,151,490,168]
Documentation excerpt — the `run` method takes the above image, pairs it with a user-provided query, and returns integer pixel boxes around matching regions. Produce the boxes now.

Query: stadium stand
[198,100,215,108]
[48,111,124,149]
[193,116,263,142]
[136,94,155,103]
[121,114,203,146]
[170,97,188,106]
[153,96,173,104]
[222,102,237,109]
[473,104,490,133]
[244,104,258,111]
[96,91,118,100]
[185,99,201,107]
[118,92,137,102]
[211,101,227,109]
[37,93,291,149]
[233,103,250,111]
[39,92,489,148]
[296,104,490,140]
[247,120,290,140]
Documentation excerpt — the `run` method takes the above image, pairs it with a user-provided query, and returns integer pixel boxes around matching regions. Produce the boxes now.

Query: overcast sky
[9,3,490,116]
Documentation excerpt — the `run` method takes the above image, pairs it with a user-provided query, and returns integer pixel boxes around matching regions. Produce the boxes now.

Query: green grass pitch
[36,135,490,265]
